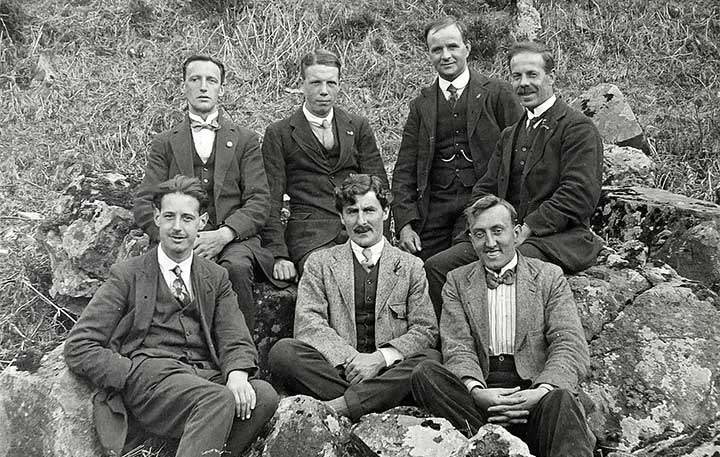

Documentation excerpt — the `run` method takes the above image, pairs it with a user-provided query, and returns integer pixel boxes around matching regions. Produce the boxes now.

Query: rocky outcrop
[603,144,655,187]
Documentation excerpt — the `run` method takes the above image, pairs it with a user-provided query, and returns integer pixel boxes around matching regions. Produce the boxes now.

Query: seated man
[411,195,594,457]
[425,41,603,315]
[65,176,279,457]
[269,174,439,421]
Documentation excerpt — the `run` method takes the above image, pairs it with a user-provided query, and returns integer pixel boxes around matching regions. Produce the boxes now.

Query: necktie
[447,84,459,107]
[360,248,374,272]
[171,265,191,306]
[318,118,335,150]
[190,118,220,132]
[486,269,515,290]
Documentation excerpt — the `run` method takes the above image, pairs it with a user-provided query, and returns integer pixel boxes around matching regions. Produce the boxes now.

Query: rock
[654,220,720,292]
[463,424,532,457]
[604,144,655,187]
[0,345,103,457]
[352,413,467,457]
[631,419,720,456]
[513,0,541,41]
[570,83,647,152]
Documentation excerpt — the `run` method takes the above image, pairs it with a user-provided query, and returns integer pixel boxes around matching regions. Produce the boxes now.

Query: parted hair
[151,175,209,214]
[507,41,555,73]
[464,195,518,230]
[300,49,342,79]
[182,54,226,84]
[334,174,392,212]
[423,16,468,44]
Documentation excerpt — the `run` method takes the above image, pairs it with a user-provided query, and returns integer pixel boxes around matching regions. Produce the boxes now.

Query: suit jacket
[472,98,603,273]
[441,253,589,392]
[392,70,522,233]
[63,248,257,454]
[261,107,389,263]
[293,240,438,367]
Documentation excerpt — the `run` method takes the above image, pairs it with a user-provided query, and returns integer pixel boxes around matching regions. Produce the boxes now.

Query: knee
[222,256,255,284]
[268,338,301,378]
[410,359,444,385]
[250,380,280,419]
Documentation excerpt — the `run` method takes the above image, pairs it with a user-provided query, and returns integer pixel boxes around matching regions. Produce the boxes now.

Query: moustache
[354,225,372,233]
[517,87,535,95]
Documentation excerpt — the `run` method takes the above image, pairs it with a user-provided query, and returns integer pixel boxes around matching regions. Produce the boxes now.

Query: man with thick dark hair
[66,175,279,457]
[261,49,389,282]
[392,16,522,266]
[268,174,439,421]
[424,41,604,314]
[133,55,275,332]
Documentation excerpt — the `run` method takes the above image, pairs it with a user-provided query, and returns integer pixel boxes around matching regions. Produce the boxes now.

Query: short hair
[299,49,342,79]
[464,195,518,230]
[151,175,209,214]
[423,16,468,45]
[507,41,555,73]
[334,174,392,213]
[182,55,226,84]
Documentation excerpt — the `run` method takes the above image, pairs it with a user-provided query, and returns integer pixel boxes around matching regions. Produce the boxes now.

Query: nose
[357,211,367,225]
[441,47,451,60]
[319,81,328,95]
[199,78,208,91]
[519,74,531,86]
[485,233,497,248]
[172,216,182,230]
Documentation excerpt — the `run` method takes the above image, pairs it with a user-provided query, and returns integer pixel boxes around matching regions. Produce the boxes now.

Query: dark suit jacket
[392,70,522,233]
[132,112,273,274]
[441,253,589,392]
[63,248,257,454]
[261,107,389,263]
[473,98,603,273]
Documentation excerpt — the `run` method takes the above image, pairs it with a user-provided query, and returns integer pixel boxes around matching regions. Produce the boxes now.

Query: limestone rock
[513,0,541,41]
[571,83,647,152]
[604,144,655,187]
[463,424,532,457]
[654,220,720,292]
[0,345,102,457]
[632,419,720,456]
[352,413,467,457]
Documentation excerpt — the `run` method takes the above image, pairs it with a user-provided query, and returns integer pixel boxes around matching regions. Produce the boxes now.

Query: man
[411,196,594,457]
[392,16,522,263]
[65,176,279,457]
[268,174,439,421]
[262,49,389,281]
[133,55,275,331]
[425,41,604,313]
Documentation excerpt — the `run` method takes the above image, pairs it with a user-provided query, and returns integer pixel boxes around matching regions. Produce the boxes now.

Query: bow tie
[486,269,515,289]
[190,119,220,132]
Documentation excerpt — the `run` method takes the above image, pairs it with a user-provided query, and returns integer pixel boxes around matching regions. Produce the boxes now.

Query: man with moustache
[424,41,603,313]
[65,176,279,457]
[392,16,522,272]
[268,174,439,421]
[133,55,274,332]
[411,195,595,457]
[262,49,389,282]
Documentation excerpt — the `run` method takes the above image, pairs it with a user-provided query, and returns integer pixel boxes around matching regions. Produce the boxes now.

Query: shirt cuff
[463,377,484,392]
[378,347,403,367]
[537,383,554,393]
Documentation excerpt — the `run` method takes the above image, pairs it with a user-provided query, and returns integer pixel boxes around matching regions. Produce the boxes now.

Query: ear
[153,208,161,228]
[547,68,556,86]
[465,41,471,54]
[218,85,225,97]
[199,212,209,230]
[512,223,522,239]
[382,207,390,221]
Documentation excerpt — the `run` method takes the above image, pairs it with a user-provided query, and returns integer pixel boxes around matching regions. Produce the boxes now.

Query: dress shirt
[188,110,218,163]
[349,238,403,367]
[158,246,194,300]
[303,103,335,148]
[438,67,470,101]
[525,94,557,128]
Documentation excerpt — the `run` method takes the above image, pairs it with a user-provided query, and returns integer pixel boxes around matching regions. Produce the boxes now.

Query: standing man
[65,176,279,457]
[392,16,522,263]
[268,174,439,421]
[425,41,604,314]
[133,55,275,332]
[411,195,594,457]
[262,49,389,282]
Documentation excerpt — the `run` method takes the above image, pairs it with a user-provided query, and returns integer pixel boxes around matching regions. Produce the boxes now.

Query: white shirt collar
[526,94,556,121]
[157,245,193,276]
[438,67,470,93]
[303,103,334,127]
[485,253,518,276]
[188,110,219,124]
[350,238,385,265]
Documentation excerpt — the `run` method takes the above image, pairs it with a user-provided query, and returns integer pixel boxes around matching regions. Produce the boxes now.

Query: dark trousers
[217,239,261,332]
[268,338,441,421]
[424,240,548,319]
[122,357,279,457]
[410,360,594,457]
[418,182,473,262]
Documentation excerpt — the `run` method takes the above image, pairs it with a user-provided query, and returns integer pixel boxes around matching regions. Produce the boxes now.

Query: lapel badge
[226,141,233,148]
[346,130,354,136]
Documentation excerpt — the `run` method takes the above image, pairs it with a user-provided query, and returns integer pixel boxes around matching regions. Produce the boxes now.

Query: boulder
[654,220,720,292]
[603,144,655,187]
[570,83,647,152]
[513,0,541,41]
[463,424,532,457]
[631,419,720,457]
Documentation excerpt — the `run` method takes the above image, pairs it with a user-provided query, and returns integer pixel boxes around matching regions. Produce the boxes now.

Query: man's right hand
[398,224,422,254]
[471,386,528,426]
[273,259,297,282]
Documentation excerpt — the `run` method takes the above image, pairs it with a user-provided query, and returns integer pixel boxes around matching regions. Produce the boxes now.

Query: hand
[344,352,385,384]
[273,259,297,281]
[515,223,532,247]
[398,224,422,254]
[226,370,256,420]
[194,227,234,259]
[471,386,528,427]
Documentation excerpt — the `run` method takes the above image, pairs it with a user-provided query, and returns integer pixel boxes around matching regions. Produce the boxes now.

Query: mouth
[354,226,372,234]
[484,250,501,258]
[170,234,187,242]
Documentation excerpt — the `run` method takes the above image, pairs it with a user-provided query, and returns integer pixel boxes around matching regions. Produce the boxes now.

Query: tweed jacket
[391,70,522,233]
[472,98,603,273]
[261,107,389,263]
[294,240,438,367]
[441,253,589,392]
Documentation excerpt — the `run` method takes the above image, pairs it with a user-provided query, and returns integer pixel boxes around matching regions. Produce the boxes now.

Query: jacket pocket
[389,303,408,319]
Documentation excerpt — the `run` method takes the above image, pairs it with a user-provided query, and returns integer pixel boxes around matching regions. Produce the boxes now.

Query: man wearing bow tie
[410,195,594,457]
[268,174,439,421]
[261,49,389,282]
[133,55,276,332]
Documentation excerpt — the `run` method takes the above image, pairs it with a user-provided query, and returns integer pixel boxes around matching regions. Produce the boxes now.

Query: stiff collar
[438,67,470,92]
[350,238,384,265]
[188,110,219,124]
[302,103,334,127]
[157,245,194,275]
[526,94,556,121]
[485,253,518,276]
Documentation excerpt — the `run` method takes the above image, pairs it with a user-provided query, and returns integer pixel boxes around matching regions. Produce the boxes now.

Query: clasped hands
[343,351,386,385]
[472,385,549,427]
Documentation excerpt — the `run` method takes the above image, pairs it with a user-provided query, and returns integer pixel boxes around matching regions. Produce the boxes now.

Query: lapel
[191,256,215,323]
[498,121,521,198]
[374,241,401,315]
[418,83,438,180]
[328,243,356,317]
[168,116,195,176]
[133,249,160,334]
[464,262,490,359]
[466,71,489,140]
[513,253,538,351]
[213,112,236,202]
[332,108,356,172]
[289,108,331,172]
[522,98,565,180]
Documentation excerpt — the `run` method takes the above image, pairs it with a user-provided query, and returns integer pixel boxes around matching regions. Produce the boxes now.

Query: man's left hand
[486,386,549,426]
[226,370,256,420]
[515,223,533,246]
[344,352,385,384]
[194,227,235,259]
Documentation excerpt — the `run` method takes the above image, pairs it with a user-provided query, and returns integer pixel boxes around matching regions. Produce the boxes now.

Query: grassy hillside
[0,0,718,371]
